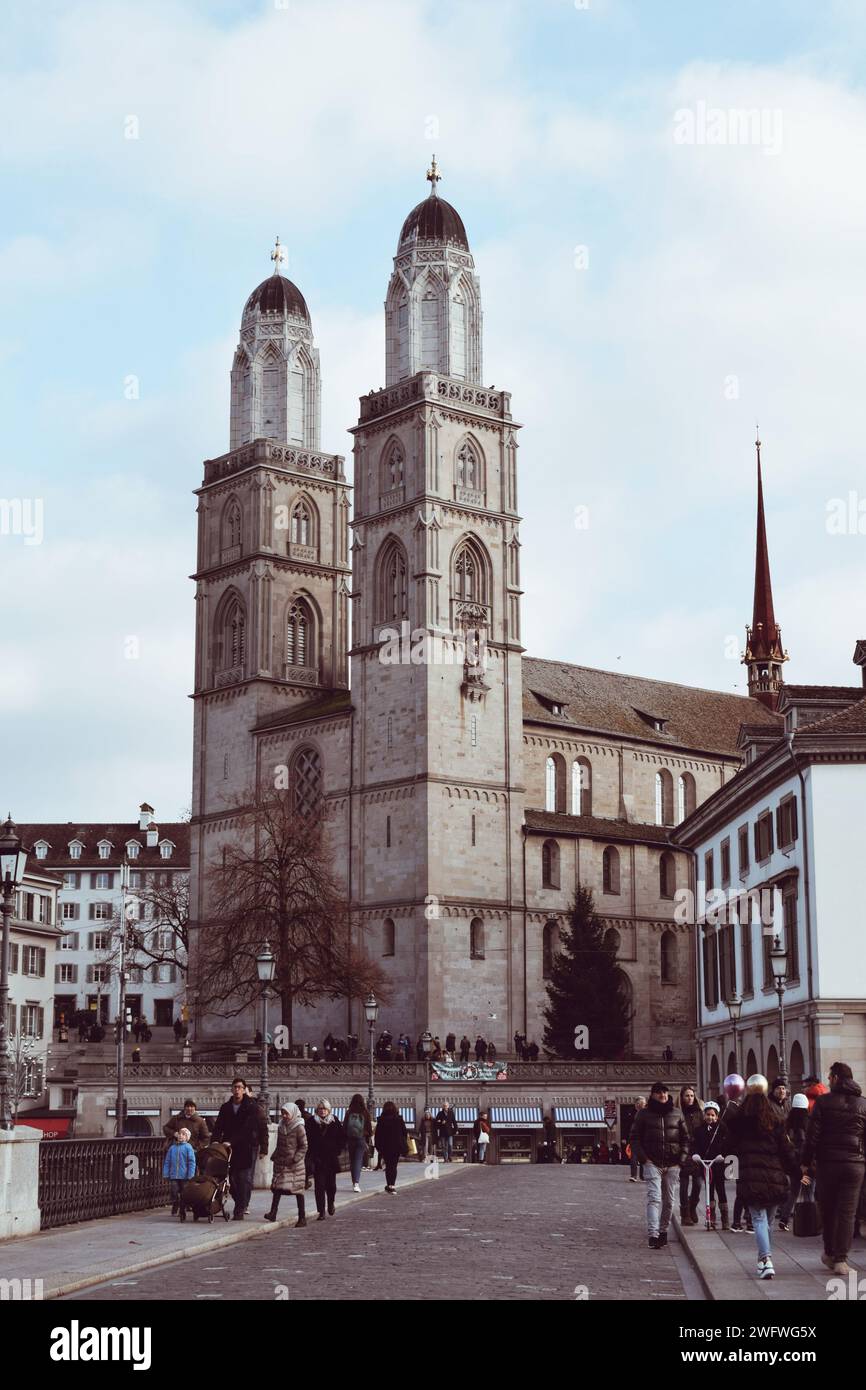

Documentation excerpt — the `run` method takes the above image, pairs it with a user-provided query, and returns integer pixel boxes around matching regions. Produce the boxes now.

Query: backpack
[346,1112,366,1140]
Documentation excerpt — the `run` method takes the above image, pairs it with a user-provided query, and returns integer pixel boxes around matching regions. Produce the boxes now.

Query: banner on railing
[430,1061,508,1082]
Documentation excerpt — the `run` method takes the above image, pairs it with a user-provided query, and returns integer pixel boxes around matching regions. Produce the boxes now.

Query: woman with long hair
[344,1093,372,1193]
[722,1074,793,1280]
[375,1100,408,1193]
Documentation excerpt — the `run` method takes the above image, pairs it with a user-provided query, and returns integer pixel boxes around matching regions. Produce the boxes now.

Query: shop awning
[553,1106,606,1126]
[16,1116,72,1139]
[490,1106,543,1129]
[453,1106,477,1127]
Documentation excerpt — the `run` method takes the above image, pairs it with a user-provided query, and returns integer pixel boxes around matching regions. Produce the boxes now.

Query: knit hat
[650,1080,670,1095]
[746,1073,768,1095]
[702,1100,720,1114]
[791,1093,809,1110]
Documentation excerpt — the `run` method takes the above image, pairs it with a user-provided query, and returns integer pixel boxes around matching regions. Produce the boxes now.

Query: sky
[2,0,866,822]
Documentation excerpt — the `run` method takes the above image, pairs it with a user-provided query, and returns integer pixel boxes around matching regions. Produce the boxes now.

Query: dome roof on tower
[243,273,310,322]
[398,194,469,251]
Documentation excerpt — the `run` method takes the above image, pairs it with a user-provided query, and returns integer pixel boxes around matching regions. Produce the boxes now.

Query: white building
[19,803,190,1035]
[8,860,62,1117]
[677,659,866,1093]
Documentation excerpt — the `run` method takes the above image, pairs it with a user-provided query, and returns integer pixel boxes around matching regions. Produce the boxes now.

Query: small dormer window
[160,842,173,860]
[98,841,112,860]
[635,708,668,734]
[551,703,563,716]
[126,842,140,860]
[35,841,49,860]
[69,842,83,860]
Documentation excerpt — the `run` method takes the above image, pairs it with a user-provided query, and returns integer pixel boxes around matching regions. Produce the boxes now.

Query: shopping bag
[406,1136,417,1157]
[793,1184,822,1237]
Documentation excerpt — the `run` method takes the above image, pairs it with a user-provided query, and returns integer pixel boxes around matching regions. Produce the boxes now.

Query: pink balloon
[723,1073,745,1099]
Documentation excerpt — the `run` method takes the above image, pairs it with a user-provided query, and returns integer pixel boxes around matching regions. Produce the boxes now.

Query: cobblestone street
[67,1166,700,1303]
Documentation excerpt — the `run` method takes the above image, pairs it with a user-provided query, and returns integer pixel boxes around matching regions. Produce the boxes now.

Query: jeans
[643,1162,679,1236]
[440,1134,453,1162]
[818,1160,865,1261]
[229,1162,255,1214]
[347,1138,367,1184]
[750,1206,772,1259]
[169,1179,183,1201]
[779,1175,798,1226]
[477,1141,489,1163]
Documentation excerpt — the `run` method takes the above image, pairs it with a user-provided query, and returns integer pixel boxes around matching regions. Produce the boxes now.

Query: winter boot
[720,1204,730,1231]
[689,1200,700,1226]
[264,1193,281,1222]
[680,1204,693,1227]
[707,1202,717,1230]
[295,1196,306,1229]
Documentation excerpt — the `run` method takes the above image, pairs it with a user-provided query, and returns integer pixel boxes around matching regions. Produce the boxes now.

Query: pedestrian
[309,1098,345,1220]
[435,1100,458,1162]
[628,1098,646,1181]
[803,1075,830,1111]
[131,1044,141,1070]
[264,1102,308,1227]
[475,1035,487,1062]
[487,1041,497,1064]
[691,1100,728,1229]
[344,1092,373,1192]
[163,1098,211,1167]
[527,1040,539,1061]
[459,1035,471,1064]
[295,1097,316,1188]
[445,1032,456,1054]
[431,1038,442,1062]
[132,1015,142,1044]
[211,1077,270,1220]
[678,1085,705,1226]
[513,1030,524,1056]
[416,1035,425,1061]
[173,1017,183,1043]
[610,1142,621,1165]
[417,1107,436,1161]
[375,1100,408,1193]
[801,1061,866,1276]
[721,1074,793,1280]
[629,1080,690,1249]
[163,1126,196,1216]
[542,1112,559,1163]
[473,1111,491,1162]
[768,1077,791,1122]
[778,1093,809,1232]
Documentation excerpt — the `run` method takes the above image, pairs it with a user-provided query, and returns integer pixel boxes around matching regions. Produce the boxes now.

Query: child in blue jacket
[163,1127,196,1214]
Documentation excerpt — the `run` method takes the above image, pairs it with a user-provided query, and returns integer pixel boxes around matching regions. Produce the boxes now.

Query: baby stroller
[179,1141,232,1223]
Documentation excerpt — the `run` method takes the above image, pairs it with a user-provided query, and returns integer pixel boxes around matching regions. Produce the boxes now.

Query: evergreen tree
[542,887,631,1059]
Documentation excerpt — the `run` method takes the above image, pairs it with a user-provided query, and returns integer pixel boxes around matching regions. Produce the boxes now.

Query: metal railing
[78,1058,692,1082]
[38,1137,171,1231]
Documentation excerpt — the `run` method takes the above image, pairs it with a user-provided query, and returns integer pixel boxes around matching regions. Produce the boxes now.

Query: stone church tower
[188,245,351,1036]
[348,160,527,1035]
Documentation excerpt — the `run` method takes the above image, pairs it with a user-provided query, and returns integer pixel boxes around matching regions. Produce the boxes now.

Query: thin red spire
[743,429,787,708]
[751,430,778,641]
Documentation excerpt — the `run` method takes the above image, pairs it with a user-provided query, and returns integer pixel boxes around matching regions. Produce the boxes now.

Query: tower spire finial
[426,153,441,195]
[270,236,287,276]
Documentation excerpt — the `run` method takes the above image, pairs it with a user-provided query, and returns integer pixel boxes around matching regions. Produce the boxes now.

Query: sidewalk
[676,1216,866,1301]
[0,1160,465,1300]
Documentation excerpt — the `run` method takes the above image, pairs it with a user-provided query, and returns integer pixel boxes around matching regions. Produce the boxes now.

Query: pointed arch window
[655,769,674,826]
[545,753,566,813]
[450,290,466,379]
[222,500,242,557]
[456,440,481,492]
[377,539,409,624]
[543,920,558,979]
[219,598,246,674]
[572,758,592,816]
[541,839,560,889]
[381,441,404,494]
[382,918,395,957]
[470,917,485,960]
[602,846,620,895]
[677,772,696,823]
[286,599,313,668]
[661,930,677,983]
[452,538,488,618]
[659,851,676,899]
[420,286,441,370]
[290,501,312,547]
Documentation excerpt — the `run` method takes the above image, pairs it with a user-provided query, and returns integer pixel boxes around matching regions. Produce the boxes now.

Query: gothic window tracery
[377,539,409,624]
[286,599,313,668]
[381,440,405,495]
[456,441,481,491]
[222,500,242,554]
[291,746,322,818]
[290,500,313,548]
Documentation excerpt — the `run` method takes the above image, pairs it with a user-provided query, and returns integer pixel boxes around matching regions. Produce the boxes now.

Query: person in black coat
[778,1095,810,1231]
[629,1081,689,1249]
[721,1076,793,1280]
[309,1099,345,1219]
[375,1100,408,1192]
[295,1097,317,1188]
[211,1077,270,1219]
[801,1062,866,1274]
[678,1086,705,1226]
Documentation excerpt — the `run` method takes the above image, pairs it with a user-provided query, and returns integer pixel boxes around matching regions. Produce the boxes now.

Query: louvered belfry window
[287,600,311,666]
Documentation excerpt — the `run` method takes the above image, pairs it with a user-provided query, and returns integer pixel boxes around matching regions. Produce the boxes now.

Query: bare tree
[195,796,389,1046]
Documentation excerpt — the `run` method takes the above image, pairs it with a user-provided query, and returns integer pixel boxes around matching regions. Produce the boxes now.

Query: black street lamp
[256,942,276,1121]
[364,992,379,1124]
[726,993,743,1078]
[769,935,788,1081]
[421,1030,433,1115]
[0,816,28,1131]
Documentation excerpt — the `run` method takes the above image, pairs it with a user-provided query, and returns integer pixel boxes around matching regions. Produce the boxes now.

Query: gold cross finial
[755,422,761,463]
[270,236,287,275]
[426,154,441,193]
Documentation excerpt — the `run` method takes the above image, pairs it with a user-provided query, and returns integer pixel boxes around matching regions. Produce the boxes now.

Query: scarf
[279,1103,305,1134]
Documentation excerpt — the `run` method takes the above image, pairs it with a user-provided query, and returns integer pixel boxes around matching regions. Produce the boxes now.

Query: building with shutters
[188,162,784,1060]
[18,803,190,1035]
[7,861,61,1117]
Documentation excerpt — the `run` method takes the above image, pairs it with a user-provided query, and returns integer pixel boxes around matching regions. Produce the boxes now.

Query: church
[189,162,780,1056]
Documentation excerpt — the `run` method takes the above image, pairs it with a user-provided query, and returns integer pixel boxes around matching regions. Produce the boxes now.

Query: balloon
[723,1072,745,1100]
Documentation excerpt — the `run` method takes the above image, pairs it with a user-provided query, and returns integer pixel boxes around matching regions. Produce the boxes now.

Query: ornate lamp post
[0,816,28,1131]
[421,1030,433,1115]
[726,993,743,1078]
[769,935,789,1081]
[364,992,379,1123]
[256,942,276,1121]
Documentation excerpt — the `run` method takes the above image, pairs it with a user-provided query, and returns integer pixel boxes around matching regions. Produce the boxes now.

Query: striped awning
[453,1106,477,1127]
[490,1105,543,1129]
[553,1105,606,1126]
[376,1105,415,1128]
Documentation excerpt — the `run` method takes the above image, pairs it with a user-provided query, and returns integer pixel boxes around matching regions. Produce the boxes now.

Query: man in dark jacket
[630,1081,689,1248]
[163,1099,211,1161]
[802,1062,866,1274]
[434,1101,459,1162]
[768,1078,791,1122]
[211,1077,269,1219]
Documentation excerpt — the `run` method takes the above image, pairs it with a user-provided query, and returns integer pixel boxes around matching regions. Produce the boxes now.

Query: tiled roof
[522,657,780,755]
[796,695,866,737]
[525,809,674,846]
[18,821,190,869]
[781,684,863,700]
[252,691,353,733]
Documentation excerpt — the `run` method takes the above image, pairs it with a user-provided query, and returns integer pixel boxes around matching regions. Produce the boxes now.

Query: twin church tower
[190,162,527,1043]
[188,163,787,1052]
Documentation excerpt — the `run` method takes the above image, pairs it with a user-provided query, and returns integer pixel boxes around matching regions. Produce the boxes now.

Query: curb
[673,1214,765,1302]
[42,1164,468,1301]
